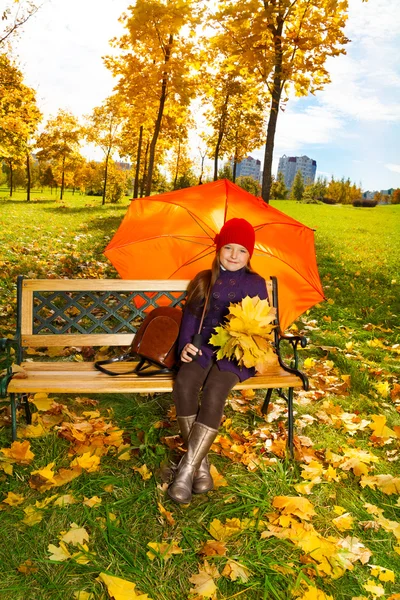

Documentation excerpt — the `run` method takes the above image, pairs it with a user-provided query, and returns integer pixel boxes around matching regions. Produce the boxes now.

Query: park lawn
[0,192,399,600]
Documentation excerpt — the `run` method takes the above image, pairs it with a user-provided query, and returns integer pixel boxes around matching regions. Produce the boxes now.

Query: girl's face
[219,243,249,271]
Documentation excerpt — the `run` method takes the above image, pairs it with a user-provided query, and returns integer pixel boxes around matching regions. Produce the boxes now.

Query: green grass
[0,190,400,599]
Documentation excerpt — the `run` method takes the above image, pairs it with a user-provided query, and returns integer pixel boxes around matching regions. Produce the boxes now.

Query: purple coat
[178,267,268,381]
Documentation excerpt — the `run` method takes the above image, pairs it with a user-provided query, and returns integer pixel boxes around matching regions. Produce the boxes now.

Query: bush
[235,176,261,196]
[321,197,337,205]
[352,199,377,207]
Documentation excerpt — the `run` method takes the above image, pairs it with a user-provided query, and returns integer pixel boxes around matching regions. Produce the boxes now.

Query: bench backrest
[17,277,275,349]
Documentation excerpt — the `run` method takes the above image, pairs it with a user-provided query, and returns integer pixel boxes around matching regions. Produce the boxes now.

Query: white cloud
[385,163,400,174]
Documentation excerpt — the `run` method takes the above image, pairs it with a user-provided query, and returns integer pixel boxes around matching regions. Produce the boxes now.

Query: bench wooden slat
[8,361,304,394]
[22,279,191,292]
[22,334,134,347]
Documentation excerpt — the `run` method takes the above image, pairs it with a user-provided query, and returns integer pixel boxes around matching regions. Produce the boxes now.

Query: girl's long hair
[185,253,253,316]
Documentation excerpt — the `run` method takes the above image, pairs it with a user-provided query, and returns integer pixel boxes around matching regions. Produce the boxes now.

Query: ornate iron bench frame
[0,276,308,458]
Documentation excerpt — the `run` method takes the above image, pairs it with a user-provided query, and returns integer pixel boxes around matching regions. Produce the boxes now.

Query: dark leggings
[173,361,239,429]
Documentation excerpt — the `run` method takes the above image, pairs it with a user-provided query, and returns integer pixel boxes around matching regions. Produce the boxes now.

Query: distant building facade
[277,155,317,189]
[230,156,261,181]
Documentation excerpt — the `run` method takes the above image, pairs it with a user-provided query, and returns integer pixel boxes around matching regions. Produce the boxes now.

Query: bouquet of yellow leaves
[209,295,276,374]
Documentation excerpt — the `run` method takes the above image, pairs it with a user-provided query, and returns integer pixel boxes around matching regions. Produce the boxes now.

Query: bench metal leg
[261,387,295,459]
[261,389,274,415]
[10,393,17,441]
[287,387,294,459]
[21,394,32,425]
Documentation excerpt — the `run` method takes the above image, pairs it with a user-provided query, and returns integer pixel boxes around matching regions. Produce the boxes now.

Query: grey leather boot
[168,422,218,504]
[177,416,214,495]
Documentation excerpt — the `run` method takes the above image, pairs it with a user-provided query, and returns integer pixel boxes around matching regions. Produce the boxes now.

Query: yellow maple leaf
[31,392,54,411]
[363,579,385,598]
[360,474,400,495]
[83,496,102,508]
[0,440,34,464]
[146,541,182,561]
[294,481,315,495]
[18,421,47,438]
[22,506,43,526]
[210,464,228,488]
[369,564,395,583]
[374,381,391,398]
[132,464,152,480]
[272,496,316,520]
[30,462,56,481]
[189,569,217,598]
[333,505,346,516]
[199,540,227,556]
[221,559,252,582]
[70,452,100,472]
[2,491,25,506]
[48,542,72,561]
[332,513,354,531]
[53,494,77,507]
[298,584,334,600]
[73,592,93,600]
[209,517,245,541]
[157,502,175,526]
[60,523,89,546]
[97,572,151,599]
[35,495,58,509]
[368,415,396,438]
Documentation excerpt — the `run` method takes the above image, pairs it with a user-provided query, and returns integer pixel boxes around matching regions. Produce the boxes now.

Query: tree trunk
[145,34,173,197]
[60,154,65,200]
[213,92,230,181]
[261,23,284,204]
[140,140,150,198]
[173,138,181,189]
[102,149,111,206]
[26,153,31,201]
[133,125,143,199]
[198,153,205,185]
[8,160,13,198]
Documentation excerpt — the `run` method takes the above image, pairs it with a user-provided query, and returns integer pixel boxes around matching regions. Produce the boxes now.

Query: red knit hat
[214,218,255,258]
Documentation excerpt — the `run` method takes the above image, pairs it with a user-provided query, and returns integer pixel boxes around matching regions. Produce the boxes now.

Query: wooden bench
[0,276,308,457]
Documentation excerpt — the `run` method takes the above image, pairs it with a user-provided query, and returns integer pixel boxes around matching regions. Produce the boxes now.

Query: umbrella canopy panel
[105,179,325,330]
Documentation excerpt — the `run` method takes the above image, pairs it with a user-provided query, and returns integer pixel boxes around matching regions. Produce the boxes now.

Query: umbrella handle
[191,334,202,361]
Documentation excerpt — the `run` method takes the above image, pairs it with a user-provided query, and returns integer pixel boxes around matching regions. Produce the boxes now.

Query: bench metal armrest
[276,334,309,390]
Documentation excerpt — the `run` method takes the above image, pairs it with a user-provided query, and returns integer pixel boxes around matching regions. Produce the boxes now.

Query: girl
[168,218,268,504]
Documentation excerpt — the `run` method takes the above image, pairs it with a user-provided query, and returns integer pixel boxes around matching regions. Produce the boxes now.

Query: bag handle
[191,279,212,352]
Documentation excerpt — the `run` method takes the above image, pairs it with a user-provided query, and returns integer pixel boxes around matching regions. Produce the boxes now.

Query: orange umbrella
[104,179,324,331]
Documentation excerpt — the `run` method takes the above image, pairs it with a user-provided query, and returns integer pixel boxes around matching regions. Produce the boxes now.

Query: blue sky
[13,0,400,192]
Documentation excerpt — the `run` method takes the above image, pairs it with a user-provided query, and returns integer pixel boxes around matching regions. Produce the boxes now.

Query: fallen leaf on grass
[83,496,102,508]
[369,564,395,582]
[2,491,25,506]
[272,496,316,521]
[363,579,385,598]
[221,559,251,582]
[73,592,93,600]
[332,513,354,532]
[209,464,228,487]
[53,494,77,507]
[17,559,38,574]
[368,415,397,439]
[157,502,175,526]
[31,392,54,411]
[189,568,217,599]
[133,464,152,481]
[48,541,71,561]
[60,523,89,546]
[199,540,227,556]
[70,452,100,472]
[146,541,182,561]
[97,572,152,600]
[298,584,334,600]
[22,506,43,526]
[0,440,34,464]
[35,495,58,509]
[360,474,400,495]
[209,517,246,541]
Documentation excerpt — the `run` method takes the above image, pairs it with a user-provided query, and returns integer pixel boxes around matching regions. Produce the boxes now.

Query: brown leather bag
[94,306,182,376]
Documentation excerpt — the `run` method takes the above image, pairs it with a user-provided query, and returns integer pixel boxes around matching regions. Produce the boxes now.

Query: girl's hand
[181,343,202,363]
